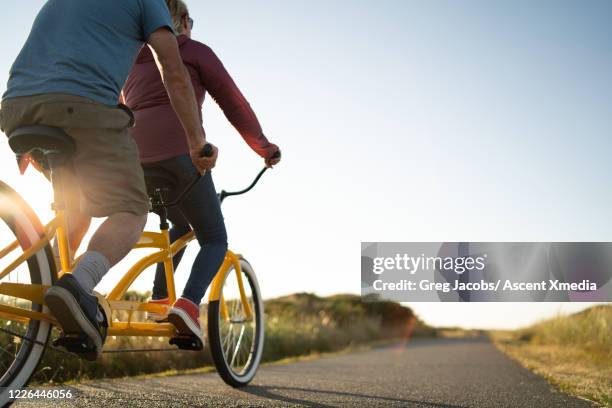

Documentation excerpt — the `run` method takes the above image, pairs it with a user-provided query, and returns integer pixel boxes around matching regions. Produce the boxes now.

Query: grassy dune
[491,305,612,407]
[5,292,430,384]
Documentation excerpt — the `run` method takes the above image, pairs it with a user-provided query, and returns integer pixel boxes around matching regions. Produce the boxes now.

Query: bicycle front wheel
[0,181,55,405]
[208,257,264,387]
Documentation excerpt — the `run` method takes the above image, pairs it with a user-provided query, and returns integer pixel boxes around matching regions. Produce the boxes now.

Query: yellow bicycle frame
[0,204,252,338]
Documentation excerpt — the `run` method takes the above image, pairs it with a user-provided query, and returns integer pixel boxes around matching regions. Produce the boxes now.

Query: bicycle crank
[169,335,203,351]
[53,334,96,355]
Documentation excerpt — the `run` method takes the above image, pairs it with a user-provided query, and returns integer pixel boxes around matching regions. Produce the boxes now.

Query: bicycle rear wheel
[0,181,55,405]
[208,257,264,387]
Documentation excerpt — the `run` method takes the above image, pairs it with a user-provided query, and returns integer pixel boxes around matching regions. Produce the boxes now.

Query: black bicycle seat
[8,125,76,167]
[142,166,178,194]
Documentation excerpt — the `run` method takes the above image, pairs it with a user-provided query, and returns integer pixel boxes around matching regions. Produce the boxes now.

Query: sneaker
[44,274,107,361]
[146,297,170,322]
[168,297,202,338]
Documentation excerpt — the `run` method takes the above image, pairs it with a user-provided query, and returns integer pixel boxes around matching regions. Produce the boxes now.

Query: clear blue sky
[0,1,610,329]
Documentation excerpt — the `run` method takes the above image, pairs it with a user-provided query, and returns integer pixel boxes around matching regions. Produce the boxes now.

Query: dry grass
[491,305,612,407]
[0,292,430,384]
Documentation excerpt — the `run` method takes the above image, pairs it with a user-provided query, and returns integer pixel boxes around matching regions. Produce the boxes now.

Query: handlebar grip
[200,143,214,158]
[270,150,281,160]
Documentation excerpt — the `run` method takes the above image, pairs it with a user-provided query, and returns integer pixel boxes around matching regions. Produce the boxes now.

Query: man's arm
[146,28,217,173]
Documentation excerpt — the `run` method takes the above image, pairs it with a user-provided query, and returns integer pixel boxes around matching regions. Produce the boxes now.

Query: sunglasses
[186,16,194,30]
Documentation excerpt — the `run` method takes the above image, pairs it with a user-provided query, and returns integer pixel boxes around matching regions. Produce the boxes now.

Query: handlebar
[217,150,280,203]
[219,167,268,203]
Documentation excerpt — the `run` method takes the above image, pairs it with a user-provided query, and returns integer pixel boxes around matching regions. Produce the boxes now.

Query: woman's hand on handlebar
[265,149,281,168]
[190,141,218,174]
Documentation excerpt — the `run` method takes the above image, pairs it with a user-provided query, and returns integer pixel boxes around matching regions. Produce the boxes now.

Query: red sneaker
[168,298,202,338]
[146,297,170,322]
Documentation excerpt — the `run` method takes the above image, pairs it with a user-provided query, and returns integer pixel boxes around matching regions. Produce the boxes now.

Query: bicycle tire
[0,181,55,407]
[208,257,264,387]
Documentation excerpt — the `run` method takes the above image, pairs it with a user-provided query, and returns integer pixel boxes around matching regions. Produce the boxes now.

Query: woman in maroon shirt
[122,0,281,338]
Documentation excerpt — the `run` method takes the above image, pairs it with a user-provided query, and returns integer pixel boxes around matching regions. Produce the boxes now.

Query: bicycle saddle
[142,166,178,198]
[8,125,76,167]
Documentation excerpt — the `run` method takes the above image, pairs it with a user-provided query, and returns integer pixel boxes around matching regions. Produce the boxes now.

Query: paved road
[16,337,596,408]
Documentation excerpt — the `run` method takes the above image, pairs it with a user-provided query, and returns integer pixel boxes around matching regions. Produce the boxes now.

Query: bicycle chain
[0,326,178,356]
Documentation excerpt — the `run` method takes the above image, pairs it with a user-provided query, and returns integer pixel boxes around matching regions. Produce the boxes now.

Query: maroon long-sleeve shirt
[123,35,278,163]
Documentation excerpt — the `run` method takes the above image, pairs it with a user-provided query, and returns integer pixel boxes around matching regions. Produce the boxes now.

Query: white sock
[71,251,110,294]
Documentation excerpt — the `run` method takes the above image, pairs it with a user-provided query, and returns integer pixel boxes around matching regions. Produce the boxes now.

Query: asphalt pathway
[15,337,596,407]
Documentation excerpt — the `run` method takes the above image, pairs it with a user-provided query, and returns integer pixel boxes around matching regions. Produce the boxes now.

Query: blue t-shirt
[3,0,173,106]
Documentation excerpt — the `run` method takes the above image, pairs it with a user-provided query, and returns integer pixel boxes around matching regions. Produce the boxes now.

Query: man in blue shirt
[0,0,219,360]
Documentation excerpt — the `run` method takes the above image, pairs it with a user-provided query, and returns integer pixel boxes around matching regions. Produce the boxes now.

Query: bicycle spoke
[223,323,235,358]
[236,328,251,368]
[224,323,234,346]
[222,330,231,356]
[237,332,247,368]
[230,325,239,360]
[221,332,231,358]
[229,325,245,368]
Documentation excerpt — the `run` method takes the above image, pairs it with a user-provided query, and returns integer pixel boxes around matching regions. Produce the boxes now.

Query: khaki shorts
[0,93,149,217]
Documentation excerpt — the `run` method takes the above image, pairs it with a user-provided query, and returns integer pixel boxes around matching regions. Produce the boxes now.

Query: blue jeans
[147,155,228,305]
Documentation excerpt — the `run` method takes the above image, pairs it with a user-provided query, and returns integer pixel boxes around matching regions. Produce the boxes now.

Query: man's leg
[44,211,145,361]
[43,100,149,359]
[70,212,146,293]
[88,212,147,266]
[59,113,149,293]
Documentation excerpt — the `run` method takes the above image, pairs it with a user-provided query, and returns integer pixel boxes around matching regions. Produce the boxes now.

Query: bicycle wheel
[0,181,55,406]
[208,257,264,387]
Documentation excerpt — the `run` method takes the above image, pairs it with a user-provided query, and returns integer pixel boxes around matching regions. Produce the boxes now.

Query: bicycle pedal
[169,335,203,351]
[53,334,96,353]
